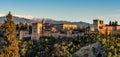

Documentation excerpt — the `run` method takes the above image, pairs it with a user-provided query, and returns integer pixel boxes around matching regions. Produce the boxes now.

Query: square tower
[31,23,42,40]
[93,19,104,30]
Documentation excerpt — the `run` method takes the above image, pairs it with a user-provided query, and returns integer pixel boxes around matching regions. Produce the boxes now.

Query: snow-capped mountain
[14,15,35,20]
[0,16,35,24]
[0,16,92,26]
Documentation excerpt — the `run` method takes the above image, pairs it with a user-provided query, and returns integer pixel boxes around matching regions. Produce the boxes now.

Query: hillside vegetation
[19,33,120,57]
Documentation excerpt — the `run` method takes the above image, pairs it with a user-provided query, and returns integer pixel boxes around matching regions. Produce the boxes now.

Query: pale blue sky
[0,0,120,24]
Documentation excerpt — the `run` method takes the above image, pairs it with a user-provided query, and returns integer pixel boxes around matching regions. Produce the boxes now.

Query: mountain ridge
[0,16,92,26]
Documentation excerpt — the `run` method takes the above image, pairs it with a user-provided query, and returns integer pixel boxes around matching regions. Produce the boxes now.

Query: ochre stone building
[93,19,120,34]
[31,23,42,40]
[56,24,77,30]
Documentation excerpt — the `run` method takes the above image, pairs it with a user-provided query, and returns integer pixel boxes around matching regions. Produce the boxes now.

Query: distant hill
[0,16,92,27]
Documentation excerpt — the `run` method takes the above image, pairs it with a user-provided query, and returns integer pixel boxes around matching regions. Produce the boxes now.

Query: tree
[109,21,112,26]
[112,22,115,26]
[19,22,25,30]
[1,12,20,57]
[114,21,118,26]
[24,23,29,30]
[86,26,90,33]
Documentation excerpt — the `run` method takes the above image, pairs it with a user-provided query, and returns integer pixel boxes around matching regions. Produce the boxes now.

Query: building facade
[31,23,42,40]
[56,24,77,30]
[93,19,120,34]
[19,30,30,40]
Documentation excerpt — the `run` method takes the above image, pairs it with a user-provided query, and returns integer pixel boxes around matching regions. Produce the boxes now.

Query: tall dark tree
[114,21,118,26]
[109,21,112,26]
[19,22,25,30]
[86,26,90,33]
[112,22,115,26]
[2,12,19,57]
[24,23,29,30]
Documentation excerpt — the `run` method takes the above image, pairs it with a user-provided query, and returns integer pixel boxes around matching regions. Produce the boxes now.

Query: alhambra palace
[23,19,120,40]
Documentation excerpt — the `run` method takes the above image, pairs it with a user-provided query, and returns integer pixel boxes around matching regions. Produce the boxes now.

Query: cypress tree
[2,12,20,57]
[115,21,118,26]
[109,21,112,26]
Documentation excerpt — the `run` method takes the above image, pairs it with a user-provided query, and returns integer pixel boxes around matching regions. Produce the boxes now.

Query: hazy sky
[0,0,120,24]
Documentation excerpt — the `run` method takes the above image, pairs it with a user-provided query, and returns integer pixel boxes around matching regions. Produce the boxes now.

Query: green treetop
[2,12,20,57]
